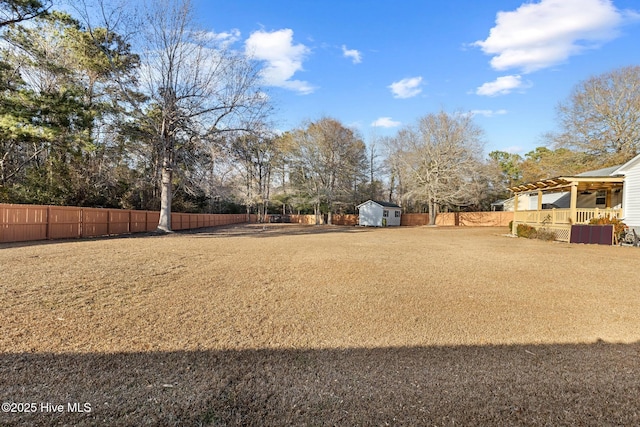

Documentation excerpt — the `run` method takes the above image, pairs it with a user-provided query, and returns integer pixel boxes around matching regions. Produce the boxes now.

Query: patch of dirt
[1,225,639,425]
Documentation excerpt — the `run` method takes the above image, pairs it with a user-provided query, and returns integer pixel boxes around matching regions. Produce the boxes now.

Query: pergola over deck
[509,167,624,241]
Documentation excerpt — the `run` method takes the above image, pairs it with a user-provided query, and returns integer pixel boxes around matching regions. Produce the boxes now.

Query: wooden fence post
[46,205,51,240]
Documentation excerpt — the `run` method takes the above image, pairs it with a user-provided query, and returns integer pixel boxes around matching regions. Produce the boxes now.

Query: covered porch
[509,173,624,242]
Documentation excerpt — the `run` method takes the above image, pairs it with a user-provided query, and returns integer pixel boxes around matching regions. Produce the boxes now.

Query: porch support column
[537,189,543,210]
[605,189,612,208]
[537,189,543,225]
[570,182,578,224]
[513,193,519,234]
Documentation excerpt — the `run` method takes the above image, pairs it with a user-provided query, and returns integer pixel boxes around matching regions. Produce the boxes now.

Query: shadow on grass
[0,224,372,249]
[1,342,639,426]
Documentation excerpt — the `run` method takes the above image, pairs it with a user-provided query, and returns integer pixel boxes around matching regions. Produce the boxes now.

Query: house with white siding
[509,155,640,242]
[614,154,640,231]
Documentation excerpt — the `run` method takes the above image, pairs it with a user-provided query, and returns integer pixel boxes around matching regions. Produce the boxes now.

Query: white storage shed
[356,200,402,227]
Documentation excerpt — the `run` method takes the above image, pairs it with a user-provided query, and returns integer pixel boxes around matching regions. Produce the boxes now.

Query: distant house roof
[356,200,401,209]
[576,165,623,177]
[491,196,516,208]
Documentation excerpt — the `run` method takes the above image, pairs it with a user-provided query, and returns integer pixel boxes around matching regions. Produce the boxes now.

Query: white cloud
[341,45,362,64]
[470,109,508,117]
[245,29,315,95]
[201,29,241,46]
[504,145,524,154]
[371,117,402,128]
[474,0,633,73]
[388,76,423,98]
[476,75,530,96]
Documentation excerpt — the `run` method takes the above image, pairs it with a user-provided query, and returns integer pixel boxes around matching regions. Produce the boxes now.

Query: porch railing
[512,208,623,243]
[513,208,622,225]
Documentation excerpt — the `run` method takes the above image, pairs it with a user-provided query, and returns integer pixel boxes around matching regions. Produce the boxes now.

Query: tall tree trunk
[157,129,174,231]
[158,156,172,231]
[429,200,438,226]
[388,172,396,203]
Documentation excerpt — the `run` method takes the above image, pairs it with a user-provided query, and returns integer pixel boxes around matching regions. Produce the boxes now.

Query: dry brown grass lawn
[1,224,639,426]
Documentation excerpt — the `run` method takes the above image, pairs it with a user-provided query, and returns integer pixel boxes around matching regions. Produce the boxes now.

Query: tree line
[1,0,639,229]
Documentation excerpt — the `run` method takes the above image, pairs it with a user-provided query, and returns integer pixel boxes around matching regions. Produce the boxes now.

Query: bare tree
[226,130,278,221]
[289,117,366,224]
[364,140,386,201]
[388,111,485,224]
[269,132,295,215]
[142,0,269,230]
[79,0,268,230]
[288,126,324,223]
[551,65,640,166]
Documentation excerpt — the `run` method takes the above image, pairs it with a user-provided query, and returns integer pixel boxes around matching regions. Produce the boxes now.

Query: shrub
[535,228,557,241]
[508,220,513,233]
[589,216,627,243]
[516,224,557,241]
[516,224,537,238]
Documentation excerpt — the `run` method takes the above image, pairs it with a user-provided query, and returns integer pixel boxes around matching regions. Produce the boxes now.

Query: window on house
[596,190,606,205]
[395,211,400,218]
[383,210,389,217]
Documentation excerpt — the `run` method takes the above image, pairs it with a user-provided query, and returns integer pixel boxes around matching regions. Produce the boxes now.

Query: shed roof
[356,200,401,209]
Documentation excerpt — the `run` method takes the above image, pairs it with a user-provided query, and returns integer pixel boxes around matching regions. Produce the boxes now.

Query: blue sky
[193,0,640,156]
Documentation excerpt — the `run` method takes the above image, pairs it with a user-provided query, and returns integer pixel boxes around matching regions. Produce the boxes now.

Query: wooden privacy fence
[401,212,514,227]
[0,204,247,244]
[259,212,512,227]
[259,214,358,225]
[287,214,358,226]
